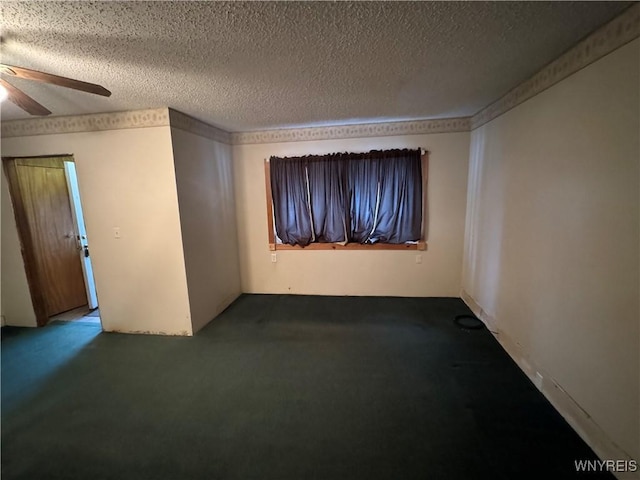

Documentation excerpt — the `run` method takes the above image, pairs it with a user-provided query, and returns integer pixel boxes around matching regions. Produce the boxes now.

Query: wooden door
[6,157,87,320]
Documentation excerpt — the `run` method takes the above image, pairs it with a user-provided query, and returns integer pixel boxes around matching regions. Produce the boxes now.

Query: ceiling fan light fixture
[0,64,111,115]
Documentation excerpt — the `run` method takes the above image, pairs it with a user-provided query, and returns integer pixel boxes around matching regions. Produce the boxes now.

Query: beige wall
[1,172,37,326]
[463,39,639,461]
[233,132,470,297]
[1,126,193,335]
[170,127,241,333]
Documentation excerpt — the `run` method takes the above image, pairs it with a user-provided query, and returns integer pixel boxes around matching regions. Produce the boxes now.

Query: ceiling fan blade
[0,64,111,97]
[0,78,51,116]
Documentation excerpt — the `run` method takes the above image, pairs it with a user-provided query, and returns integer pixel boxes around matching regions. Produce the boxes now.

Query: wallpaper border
[471,3,640,130]
[1,108,170,138]
[231,117,471,145]
[168,109,232,144]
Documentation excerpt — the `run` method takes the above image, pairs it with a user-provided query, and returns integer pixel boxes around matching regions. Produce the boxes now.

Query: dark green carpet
[2,295,610,480]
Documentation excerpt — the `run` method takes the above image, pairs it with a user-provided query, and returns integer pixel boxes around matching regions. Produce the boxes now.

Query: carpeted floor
[1,295,611,480]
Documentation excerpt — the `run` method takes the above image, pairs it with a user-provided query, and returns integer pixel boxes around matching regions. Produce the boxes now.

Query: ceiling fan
[0,64,111,116]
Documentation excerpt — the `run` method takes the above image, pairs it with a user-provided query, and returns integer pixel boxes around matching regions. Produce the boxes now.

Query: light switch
[415,255,422,264]
[271,253,277,263]
[114,227,121,239]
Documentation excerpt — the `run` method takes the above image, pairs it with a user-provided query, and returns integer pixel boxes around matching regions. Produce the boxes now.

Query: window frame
[264,151,429,251]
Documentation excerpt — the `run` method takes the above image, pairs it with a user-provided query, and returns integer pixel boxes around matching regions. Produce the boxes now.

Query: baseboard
[4,317,38,327]
[103,326,193,336]
[459,289,498,333]
[460,288,639,480]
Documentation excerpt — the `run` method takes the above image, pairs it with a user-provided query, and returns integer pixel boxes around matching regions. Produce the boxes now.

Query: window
[265,149,427,251]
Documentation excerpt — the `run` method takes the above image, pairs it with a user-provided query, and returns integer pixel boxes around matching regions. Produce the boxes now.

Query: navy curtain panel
[270,149,422,247]
[307,157,348,243]
[270,157,314,246]
[346,153,381,243]
[370,152,423,243]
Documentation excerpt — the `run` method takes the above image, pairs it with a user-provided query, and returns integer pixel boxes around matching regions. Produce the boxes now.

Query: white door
[64,161,98,309]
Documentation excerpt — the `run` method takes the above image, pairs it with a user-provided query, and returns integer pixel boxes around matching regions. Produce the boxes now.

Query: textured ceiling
[0,1,632,132]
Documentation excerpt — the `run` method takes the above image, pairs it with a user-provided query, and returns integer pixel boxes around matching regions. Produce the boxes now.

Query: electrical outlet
[271,253,277,263]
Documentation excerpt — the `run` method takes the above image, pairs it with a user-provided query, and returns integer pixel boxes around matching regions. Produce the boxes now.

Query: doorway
[2,155,100,327]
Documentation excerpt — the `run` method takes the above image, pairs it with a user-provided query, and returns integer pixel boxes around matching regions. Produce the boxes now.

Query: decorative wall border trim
[231,117,471,145]
[3,4,636,142]
[0,109,469,143]
[471,3,640,130]
[1,108,170,138]
[168,108,231,144]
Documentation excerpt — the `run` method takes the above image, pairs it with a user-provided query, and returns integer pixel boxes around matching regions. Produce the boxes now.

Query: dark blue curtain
[307,157,348,243]
[370,151,422,243]
[270,157,313,246]
[270,149,422,247]
[346,154,381,243]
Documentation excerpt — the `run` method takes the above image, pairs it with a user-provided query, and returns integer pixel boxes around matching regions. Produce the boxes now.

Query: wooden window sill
[269,241,427,251]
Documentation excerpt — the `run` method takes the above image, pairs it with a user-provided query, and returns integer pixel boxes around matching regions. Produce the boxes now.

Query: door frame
[63,160,99,309]
[2,154,83,326]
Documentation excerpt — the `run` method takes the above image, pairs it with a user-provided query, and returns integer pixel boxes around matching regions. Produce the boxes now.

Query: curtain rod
[265,148,428,162]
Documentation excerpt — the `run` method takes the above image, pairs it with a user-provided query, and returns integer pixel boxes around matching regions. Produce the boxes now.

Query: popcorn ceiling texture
[0,1,631,132]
